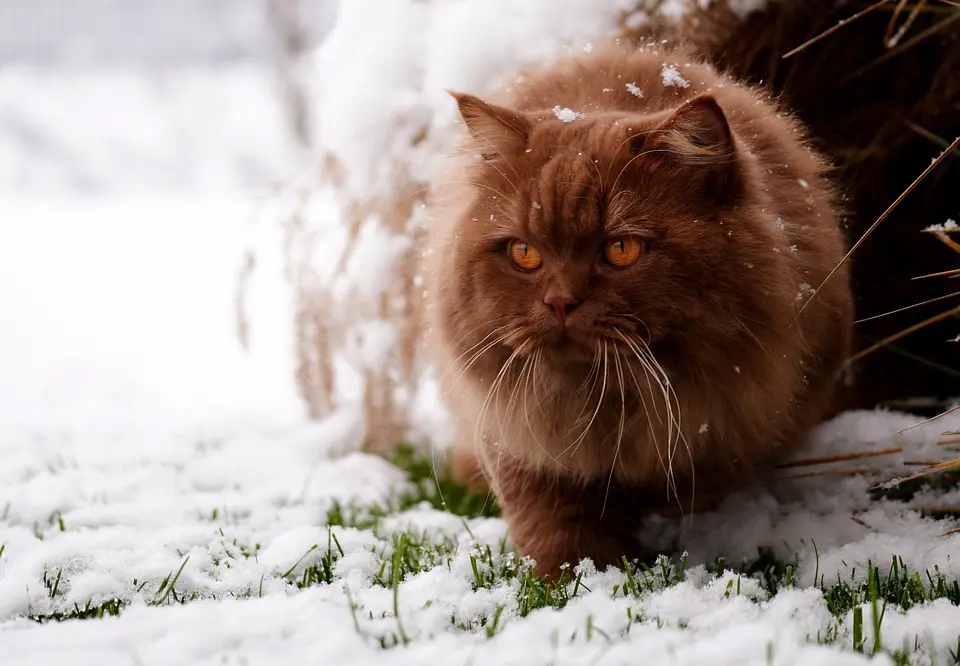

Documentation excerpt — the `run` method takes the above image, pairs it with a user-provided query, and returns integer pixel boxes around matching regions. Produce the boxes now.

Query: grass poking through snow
[18,443,960,663]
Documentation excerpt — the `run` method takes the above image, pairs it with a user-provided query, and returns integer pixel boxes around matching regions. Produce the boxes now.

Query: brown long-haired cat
[422,41,854,578]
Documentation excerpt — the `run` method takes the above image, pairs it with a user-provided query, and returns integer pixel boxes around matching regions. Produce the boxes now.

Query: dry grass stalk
[795,134,960,325]
[777,466,874,481]
[777,447,904,469]
[874,457,960,489]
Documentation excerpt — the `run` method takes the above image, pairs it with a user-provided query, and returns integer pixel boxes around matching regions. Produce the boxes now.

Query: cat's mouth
[537,327,651,362]
[538,328,614,363]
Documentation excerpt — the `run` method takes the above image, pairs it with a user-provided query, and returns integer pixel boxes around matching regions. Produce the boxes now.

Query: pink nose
[545,296,579,324]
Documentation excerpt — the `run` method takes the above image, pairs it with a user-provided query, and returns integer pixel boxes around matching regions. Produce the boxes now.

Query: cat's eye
[604,236,644,267]
[508,239,542,271]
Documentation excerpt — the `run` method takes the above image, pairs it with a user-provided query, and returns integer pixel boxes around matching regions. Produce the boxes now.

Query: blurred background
[0,0,336,192]
[0,0,339,444]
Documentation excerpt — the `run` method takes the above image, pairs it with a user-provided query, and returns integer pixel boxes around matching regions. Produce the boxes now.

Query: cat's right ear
[449,91,531,161]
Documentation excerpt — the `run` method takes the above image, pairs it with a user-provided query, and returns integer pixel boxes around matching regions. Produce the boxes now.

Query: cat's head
[440,91,791,375]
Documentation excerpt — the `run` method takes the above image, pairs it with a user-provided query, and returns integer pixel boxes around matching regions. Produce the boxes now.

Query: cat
[421,41,854,578]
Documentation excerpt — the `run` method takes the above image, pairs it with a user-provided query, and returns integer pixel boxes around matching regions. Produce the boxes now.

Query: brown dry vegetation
[626,0,960,407]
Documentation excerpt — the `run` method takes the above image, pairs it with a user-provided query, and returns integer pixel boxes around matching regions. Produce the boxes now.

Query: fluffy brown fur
[422,42,853,578]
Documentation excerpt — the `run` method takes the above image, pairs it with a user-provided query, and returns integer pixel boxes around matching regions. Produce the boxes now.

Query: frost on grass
[552,105,585,123]
[3,402,960,664]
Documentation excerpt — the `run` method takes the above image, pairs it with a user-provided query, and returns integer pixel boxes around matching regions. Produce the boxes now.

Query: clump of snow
[661,63,690,88]
[924,218,958,232]
[626,82,645,98]
[553,105,585,122]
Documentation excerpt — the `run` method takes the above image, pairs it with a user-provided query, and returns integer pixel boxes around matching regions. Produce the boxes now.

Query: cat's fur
[422,42,853,577]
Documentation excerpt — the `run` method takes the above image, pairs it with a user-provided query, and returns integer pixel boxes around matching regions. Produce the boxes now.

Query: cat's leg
[495,455,646,579]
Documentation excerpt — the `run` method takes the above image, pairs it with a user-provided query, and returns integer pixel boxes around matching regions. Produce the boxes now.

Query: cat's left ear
[643,94,740,201]
[653,94,735,165]
[449,91,531,161]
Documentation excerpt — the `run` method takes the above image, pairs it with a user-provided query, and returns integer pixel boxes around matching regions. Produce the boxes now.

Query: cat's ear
[641,94,739,201]
[653,94,735,165]
[449,91,531,161]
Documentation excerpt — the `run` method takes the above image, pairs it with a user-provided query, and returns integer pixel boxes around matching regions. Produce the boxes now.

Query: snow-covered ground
[1,1,959,664]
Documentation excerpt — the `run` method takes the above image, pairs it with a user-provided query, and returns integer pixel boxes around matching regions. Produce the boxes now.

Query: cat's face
[444,92,784,374]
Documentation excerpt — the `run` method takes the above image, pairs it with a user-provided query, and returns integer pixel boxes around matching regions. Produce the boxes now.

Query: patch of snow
[0,65,305,194]
[924,219,958,232]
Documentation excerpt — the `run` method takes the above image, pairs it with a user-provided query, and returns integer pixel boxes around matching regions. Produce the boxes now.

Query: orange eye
[604,236,644,267]
[508,239,543,271]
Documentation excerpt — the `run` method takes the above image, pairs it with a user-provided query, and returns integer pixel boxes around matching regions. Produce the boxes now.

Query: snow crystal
[552,105,584,122]
[698,423,709,434]
[661,63,690,88]
[796,282,816,301]
[625,82,645,98]
[797,178,810,189]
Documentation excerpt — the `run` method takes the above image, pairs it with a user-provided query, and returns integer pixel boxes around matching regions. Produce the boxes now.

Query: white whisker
[601,347,627,519]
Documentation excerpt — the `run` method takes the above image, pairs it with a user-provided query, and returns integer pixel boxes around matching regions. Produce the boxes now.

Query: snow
[661,63,691,88]
[626,82,645,98]
[0,0,337,66]
[1,0,958,664]
[553,105,585,122]
[0,65,304,194]
[924,219,958,232]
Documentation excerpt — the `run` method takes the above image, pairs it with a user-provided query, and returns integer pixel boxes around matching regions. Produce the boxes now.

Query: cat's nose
[544,295,579,324]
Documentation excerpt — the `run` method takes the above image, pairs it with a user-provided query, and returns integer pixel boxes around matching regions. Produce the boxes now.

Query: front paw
[522,529,642,581]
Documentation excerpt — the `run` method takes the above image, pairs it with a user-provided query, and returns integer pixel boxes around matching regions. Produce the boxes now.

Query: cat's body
[422,42,853,577]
